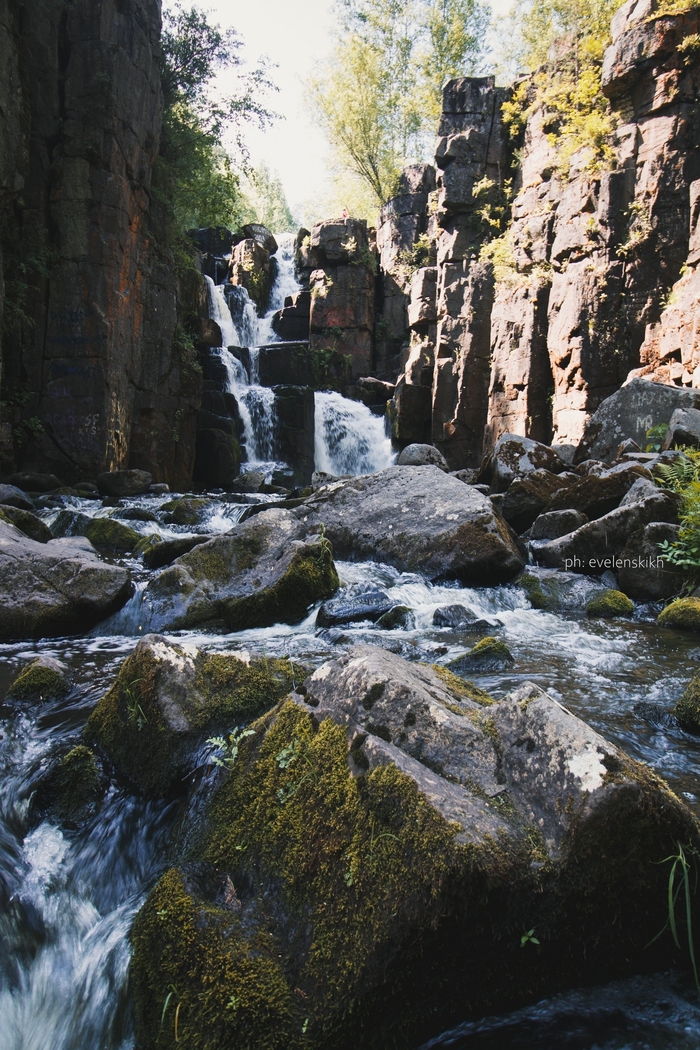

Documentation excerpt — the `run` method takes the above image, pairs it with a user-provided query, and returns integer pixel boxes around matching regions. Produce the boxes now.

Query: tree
[156,3,277,234]
[244,163,296,233]
[307,0,491,209]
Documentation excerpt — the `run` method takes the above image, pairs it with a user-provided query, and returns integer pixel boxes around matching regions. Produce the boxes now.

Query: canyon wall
[0,0,200,486]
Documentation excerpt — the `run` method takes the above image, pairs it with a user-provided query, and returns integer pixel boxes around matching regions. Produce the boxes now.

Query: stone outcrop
[131,645,699,1049]
[0,0,202,487]
[228,232,277,314]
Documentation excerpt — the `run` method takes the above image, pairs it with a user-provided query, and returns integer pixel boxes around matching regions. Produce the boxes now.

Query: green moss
[32,744,103,825]
[448,637,514,673]
[131,868,301,1050]
[86,645,303,796]
[674,672,700,733]
[658,597,700,632]
[585,589,634,618]
[161,497,211,526]
[375,605,414,630]
[515,571,548,610]
[134,533,164,559]
[7,658,69,701]
[84,517,139,553]
[0,505,52,542]
[430,664,494,707]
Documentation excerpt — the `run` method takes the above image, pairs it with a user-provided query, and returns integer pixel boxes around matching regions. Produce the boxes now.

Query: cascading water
[314,391,395,475]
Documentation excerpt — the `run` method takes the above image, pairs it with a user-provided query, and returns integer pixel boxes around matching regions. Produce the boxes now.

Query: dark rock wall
[0,0,200,487]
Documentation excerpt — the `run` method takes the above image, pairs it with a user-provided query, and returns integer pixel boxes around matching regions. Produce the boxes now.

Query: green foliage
[307,0,490,206]
[156,4,277,235]
[646,422,669,452]
[208,727,256,769]
[650,843,700,993]
[244,163,296,232]
[654,449,700,576]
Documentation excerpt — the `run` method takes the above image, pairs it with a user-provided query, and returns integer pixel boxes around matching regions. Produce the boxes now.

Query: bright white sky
[165,0,514,218]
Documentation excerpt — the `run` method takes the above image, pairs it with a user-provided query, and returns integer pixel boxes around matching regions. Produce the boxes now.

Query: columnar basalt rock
[0,0,201,487]
[308,218,376,379]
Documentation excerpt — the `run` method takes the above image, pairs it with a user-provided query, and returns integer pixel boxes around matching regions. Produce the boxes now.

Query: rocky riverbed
[3,442,700,1048]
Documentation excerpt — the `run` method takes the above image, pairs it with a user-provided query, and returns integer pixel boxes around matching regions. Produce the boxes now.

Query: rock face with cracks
[131,644,698,1050]
[142,509,339,632]
[296,465,524,584]
[0,521,132,640]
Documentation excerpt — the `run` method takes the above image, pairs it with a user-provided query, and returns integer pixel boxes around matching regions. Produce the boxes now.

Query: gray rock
[433,604,480,628]
[97,469,153,497]
[485,434,567,493]
[513,569,611,612]
[661,407,700,451]
[376,605,415,630]
[614,439,641,459]
[6,472,61,493]
[576,379,700,464]
[448,636,514,672]
[545,463,652,520]
[397,443,449,471]
[142,508,339,632]
[0,506,52,543]
[117,506,159,523]
[530,509,588,540]
[316,589,398,628]
[0,521,132,640]
[619,477,660,506]
[535,493,678,573]
[50,509,92,538]
[0,484,34,511]
[149,483,170,495]
[295,465,525,585]
[230,471,265,494]
[6,654,70,702]
[617,522,686,600]
[500,469,574,533]
[142,535,209,570]
[240,222,277,255]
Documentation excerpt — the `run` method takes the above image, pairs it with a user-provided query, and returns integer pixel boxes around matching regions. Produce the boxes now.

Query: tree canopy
[307,0,490,211]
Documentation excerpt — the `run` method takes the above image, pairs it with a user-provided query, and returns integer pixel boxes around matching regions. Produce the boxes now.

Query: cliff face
[0,0,200,486]
[390,0,700,465]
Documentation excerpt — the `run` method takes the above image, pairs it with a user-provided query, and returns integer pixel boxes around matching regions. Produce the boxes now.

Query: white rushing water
[314,391,395,475]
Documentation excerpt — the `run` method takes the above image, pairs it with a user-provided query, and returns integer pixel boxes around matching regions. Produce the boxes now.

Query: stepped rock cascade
[315,391,395,476]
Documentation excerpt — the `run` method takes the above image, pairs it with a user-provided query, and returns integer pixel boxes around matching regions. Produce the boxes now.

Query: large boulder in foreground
[131,645,697,1050]
[297,466,525,583]
[0,522,132,639]
[87,635,305,795]
[142,508,339,632]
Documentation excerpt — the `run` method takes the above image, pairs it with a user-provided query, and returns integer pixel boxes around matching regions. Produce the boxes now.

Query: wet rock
[575,379,700,464]
[674,673,700,734]
[50,509,92,538]
[448,636,514,672]
[501,470,574,533]
[536,492,679,574]
[84,518,140,554]
[433,604,481,628]
[30,745,104,826]
[0,521,132,640]
[484,434,567,494]
[585,589,634,618]
[513,569,612,612]
[376,605,415,630]
[75,482,100,495]
[230,471,265,493]
[0,484,33,511]
[142,535,209,570]
[658,598,700,632]
[530,509,588,540]
[160,497,212,526]
[97,469,153,497]
[396,443,449,470]
[618,522,685,600]
[150,482,170,495]
[544,464,653,520]
[143,509,339,632]
[316,589,398,628]
[661,407,700,451]
[6,655,70,703]
[6,472,61,493]
[131,645,700,1049]
[0,505,52,543]
[296,465,525,585]
[87,635,304,795]
[117,506,159,523]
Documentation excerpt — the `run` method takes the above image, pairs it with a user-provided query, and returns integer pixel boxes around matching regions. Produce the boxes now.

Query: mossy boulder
[31,744,104,825]
[513,569,611,613]
[448,635,514,672]
[674,673,700,733]
[376,605,415,630]
[6,655,70,702]
[0,505,52,543]
[160,497,212,526]
[131,646,699,1050]
[84,517,140,554]
[585,589,634,618]
[134,533,163,559]
[87,634,307,795]
[142,509,339,632]
[142,534,209,570]
[658,598,700,632]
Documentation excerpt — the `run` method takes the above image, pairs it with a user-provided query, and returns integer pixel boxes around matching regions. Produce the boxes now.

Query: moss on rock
[84,517,139,554]
[31,745,103,825]
[161,498,211,526]
[375,605,414,630]
[430,664,494,706]
[674,672,700,733]
[448,636,514,673]
[0,505,52,542]
[658,597,700,632]
[86,639,306,795]
[585,589,634,618]
[514,570,548,609]
[134,534,163,559]
[7,656,70,702]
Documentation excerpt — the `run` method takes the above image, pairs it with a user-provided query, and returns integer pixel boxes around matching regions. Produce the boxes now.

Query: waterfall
[314,392,396,476]
[255,234,300,346]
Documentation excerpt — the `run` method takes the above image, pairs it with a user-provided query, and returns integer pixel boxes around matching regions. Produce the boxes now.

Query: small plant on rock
[207,727,255,769]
